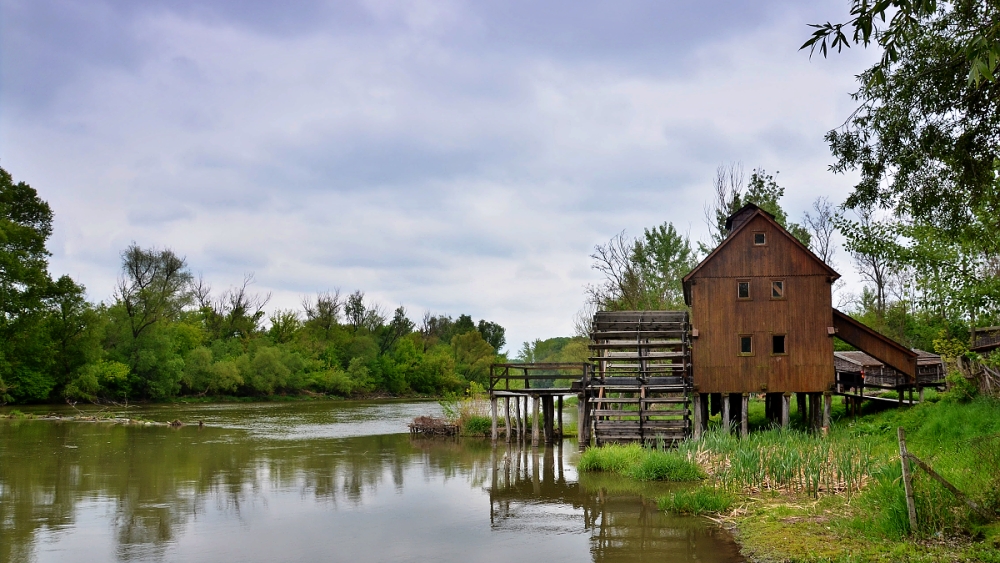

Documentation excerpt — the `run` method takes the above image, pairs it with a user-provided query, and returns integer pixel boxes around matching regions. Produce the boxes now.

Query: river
[0,401,744,563]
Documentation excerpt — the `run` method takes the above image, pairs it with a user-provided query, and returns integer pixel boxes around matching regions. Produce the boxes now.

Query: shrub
[462,415,492,436]
[579,443,704,482]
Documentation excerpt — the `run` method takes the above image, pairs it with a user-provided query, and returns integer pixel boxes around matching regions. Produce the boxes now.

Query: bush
[462,415,492,436]
[944,370,977,403]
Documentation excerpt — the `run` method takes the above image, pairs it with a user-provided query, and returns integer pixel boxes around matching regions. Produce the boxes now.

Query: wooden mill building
[489,204,933,446]
[681,204,919,435]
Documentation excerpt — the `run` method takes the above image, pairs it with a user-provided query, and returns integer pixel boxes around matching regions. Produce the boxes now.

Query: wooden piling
[797,393,807,424]
[532,396,540,447]
[491,396,498,442]
[722,393,731,433]
[504,397,511,442]
[781,393,790,428]
[693,394,703,440]
[557,396,563,439]
[822,392,832,433]
[740,393,749,437]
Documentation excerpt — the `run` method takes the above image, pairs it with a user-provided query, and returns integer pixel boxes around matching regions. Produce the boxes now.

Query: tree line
[0,168,507,404]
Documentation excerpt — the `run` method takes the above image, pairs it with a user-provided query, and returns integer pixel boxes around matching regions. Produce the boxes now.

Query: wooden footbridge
[489,311,692,447]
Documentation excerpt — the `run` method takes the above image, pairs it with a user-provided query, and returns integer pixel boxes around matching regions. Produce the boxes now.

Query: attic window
[739,335,753,356]
[753,232,766,245]
[771,280,784,299]
[737,281,750,300]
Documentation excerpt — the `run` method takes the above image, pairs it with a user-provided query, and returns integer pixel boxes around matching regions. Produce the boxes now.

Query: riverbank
[579,396,1000,562]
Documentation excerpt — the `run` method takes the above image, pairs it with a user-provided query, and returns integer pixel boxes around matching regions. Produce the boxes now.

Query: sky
[0,0,877,353]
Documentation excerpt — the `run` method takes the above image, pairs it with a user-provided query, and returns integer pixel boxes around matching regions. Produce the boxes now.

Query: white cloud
[1,0,876,351]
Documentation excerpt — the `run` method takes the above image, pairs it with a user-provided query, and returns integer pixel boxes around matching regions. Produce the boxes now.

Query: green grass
[659,485,735,515]
[578,443,704,481]
[461,415,492,436]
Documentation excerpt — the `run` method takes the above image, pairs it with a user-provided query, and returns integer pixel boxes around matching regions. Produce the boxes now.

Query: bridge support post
[721,393,731,434]
[491,396,498,442]
[823,392,832,434]
[740,393,749,437]
[557,396,563,439]
[781,393,790,428]
[505,397,511,442]
[693,394,703,440]
[532,396,540,448]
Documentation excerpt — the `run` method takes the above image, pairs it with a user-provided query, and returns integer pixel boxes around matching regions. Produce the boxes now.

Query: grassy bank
[579,396,1000,562]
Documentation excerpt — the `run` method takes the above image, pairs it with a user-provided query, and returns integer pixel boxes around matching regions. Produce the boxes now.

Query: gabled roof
[682,204,840,304]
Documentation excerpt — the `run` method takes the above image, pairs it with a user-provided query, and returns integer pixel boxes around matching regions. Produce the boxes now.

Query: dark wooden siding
[688,214,835,394]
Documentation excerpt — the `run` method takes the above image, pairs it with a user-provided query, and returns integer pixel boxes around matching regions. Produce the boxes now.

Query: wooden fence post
[898,427,919,534]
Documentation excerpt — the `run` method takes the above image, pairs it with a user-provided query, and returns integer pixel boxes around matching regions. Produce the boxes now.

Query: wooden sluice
[586,311,693,446]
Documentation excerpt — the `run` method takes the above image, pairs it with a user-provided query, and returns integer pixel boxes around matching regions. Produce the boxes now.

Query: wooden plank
[833,309,917,379]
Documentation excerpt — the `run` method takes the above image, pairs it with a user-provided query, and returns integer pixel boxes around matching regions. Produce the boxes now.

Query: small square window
[753,232,766,245]
[739,335,753,355]
[737,281,750,299]
[772,334,786,355]
[771,280,784,299]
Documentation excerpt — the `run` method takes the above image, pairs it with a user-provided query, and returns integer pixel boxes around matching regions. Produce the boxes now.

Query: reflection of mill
[487,443,743,563]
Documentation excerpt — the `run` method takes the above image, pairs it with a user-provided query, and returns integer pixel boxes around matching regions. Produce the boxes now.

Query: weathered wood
[834,309,917,379]
[906,452,991,519]
[822,392,831,432]
[504,397,511,442]
[693,394,703,439]
[740,393,749,437]
[532,396,540,447]
[557,396,563,439]
[781,393,790,428]
[898,427,919,533]
[684,209,838,394]
[491,396,498,442]
[722,393,731,433]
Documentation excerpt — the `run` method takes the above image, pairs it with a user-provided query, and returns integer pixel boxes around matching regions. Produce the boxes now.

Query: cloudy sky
[1,0,875,352]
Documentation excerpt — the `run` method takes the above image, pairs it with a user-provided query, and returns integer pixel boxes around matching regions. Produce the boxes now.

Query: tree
[0,167,57,402]
[803,0,1000,87]
[344,290,385,333]
[378,306,415,354]
[838,208,905,319]
[813,2,1000,244]
[117,244,193,341]
[701,165,811,253]
[201,273,271,341]
[588,222,697,311]
[302,290,341,335]
[803,196,839,265]
[476,319,506,352]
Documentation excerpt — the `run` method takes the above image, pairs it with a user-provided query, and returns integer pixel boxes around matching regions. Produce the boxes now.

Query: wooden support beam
[532,396,540,447]
[722,393,731,434]
[781,393,790,428]
[505,397,511,443]
[557,396,563,439]
[797,393,807,424]
[822,392,832,433]
[693,394,703,440]
[740,393,749,437]
[491,396,498,442]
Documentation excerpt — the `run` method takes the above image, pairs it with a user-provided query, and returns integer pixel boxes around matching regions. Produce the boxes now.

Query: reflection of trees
[487,443,743,563]
[0,422,490,561]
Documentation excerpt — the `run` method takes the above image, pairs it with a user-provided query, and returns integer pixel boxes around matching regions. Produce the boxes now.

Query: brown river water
[0,401,744,563]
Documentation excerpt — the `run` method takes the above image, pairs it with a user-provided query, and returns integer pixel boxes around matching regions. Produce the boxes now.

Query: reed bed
[676,427,880,498]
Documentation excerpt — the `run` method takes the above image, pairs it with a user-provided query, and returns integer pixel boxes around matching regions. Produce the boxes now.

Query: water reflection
[1,407,742,563]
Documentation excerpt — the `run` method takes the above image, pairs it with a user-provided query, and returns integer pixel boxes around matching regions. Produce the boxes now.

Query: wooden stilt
[781,393,790,428]
[797,393,807,424]
[822,392,832,433]
[693,394,703,440]
[491,396,498,442]
[557,396,563,439]
[919,386,924,402]
[722,393,731,433]
[505,397,511,442]
[740,393,749,437]
[532,396,540,447]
